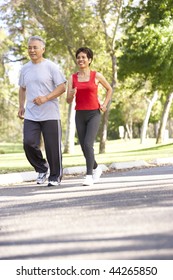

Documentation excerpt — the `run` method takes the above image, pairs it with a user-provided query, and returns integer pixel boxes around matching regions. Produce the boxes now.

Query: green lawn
[1,138,173,174]
[0,143,23,154]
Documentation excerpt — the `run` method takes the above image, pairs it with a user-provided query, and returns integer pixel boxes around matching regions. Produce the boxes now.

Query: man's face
[28,40,45,63]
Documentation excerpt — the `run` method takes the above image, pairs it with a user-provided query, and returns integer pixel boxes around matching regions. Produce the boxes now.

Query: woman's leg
[76,110,101,175]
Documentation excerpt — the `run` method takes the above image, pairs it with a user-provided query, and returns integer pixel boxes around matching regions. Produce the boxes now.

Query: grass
[0,143,23,154]
[1,138,173,174]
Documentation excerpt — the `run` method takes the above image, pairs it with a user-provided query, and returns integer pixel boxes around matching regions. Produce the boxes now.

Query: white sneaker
[93,166,102,183]
[82,175,93,186]
[36,172,47,184]
[48,181,60,187]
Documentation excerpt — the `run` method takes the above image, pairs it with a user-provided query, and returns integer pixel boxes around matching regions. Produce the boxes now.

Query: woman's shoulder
[91,70,102,77]
[69,72,78,84]
[95,71,104,79]
[71,72,79,81]
[72,72,78,76]
[90,70,97,78]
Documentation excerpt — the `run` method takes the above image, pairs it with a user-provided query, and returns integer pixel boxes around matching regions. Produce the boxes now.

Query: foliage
[0,28,22,142]
[119,0,173,92]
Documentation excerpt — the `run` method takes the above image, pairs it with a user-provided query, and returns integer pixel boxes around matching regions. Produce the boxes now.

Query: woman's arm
[96,72,113,112]
[66,75,76,104]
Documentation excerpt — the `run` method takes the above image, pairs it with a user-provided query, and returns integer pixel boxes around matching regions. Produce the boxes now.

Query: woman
[67,47,112,186]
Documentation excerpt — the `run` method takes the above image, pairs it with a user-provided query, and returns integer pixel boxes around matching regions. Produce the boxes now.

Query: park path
[0,165,173,260]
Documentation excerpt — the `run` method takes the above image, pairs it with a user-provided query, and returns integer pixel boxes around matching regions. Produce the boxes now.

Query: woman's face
[76,52,92,68]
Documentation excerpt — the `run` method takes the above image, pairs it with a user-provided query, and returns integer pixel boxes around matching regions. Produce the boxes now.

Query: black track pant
[75,110,101,175]
[23,119,63,182]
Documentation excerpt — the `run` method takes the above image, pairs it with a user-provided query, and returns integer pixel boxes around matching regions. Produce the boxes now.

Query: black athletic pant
[75,109,101,175]
[23,119,63,182]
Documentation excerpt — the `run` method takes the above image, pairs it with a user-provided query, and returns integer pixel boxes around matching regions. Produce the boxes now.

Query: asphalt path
[0,165,173,260]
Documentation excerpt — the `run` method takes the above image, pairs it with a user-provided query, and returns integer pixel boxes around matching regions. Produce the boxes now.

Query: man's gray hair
[28,35,46,47]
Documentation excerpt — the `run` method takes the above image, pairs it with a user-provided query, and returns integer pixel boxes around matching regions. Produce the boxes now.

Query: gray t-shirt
[19,59,66,121]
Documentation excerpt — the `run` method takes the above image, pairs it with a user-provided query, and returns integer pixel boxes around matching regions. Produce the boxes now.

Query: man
[18,35,66,186]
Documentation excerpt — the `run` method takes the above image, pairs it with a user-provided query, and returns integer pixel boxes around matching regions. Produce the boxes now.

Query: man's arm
[18,86,26,119]
[33,83,66,106]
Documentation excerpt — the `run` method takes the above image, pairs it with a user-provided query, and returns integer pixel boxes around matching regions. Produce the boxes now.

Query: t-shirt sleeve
[51,63,66,87]
[18,69,26,88]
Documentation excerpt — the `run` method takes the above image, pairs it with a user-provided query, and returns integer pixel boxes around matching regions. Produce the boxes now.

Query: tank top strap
[72,73,78,88]
[90,70,96,81]
[73,71,96,86]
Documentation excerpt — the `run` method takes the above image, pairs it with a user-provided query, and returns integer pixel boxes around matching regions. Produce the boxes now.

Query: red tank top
[72,71,100,110]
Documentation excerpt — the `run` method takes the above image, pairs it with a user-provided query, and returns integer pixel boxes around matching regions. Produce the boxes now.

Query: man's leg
[42,120,63,182]
[23,119,48,173]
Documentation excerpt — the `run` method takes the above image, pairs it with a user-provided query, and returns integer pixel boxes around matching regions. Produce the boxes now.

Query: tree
[0,28,21,142]
[114,75,150,139]
[140,91,158,143]
[156,92,173,143]
[119,0,173,143]
[95,0,124,152]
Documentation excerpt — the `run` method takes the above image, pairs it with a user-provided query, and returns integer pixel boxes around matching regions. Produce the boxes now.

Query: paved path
[0,165,173,260]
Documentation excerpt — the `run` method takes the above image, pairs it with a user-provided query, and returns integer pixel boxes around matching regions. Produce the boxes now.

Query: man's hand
[18,107,25,119]
[33,96,48,105]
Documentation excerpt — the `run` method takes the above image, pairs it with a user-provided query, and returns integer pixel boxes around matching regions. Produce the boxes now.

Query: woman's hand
[70,87,77,98]
[66,87,77,103]
[100,104,107,112]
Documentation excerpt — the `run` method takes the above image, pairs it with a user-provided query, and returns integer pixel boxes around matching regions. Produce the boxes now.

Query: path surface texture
[0,165,173,260]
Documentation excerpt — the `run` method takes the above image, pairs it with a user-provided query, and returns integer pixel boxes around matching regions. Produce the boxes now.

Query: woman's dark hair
[75,47,93,64]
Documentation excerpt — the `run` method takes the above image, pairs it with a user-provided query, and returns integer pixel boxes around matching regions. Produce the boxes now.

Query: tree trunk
[99,53,117,153]
[99,0,123,153]
[99,110,109,153]
[140,91,158,144]
[125,122,133,140]
[156,92,173,144]
[63,100,76,153]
